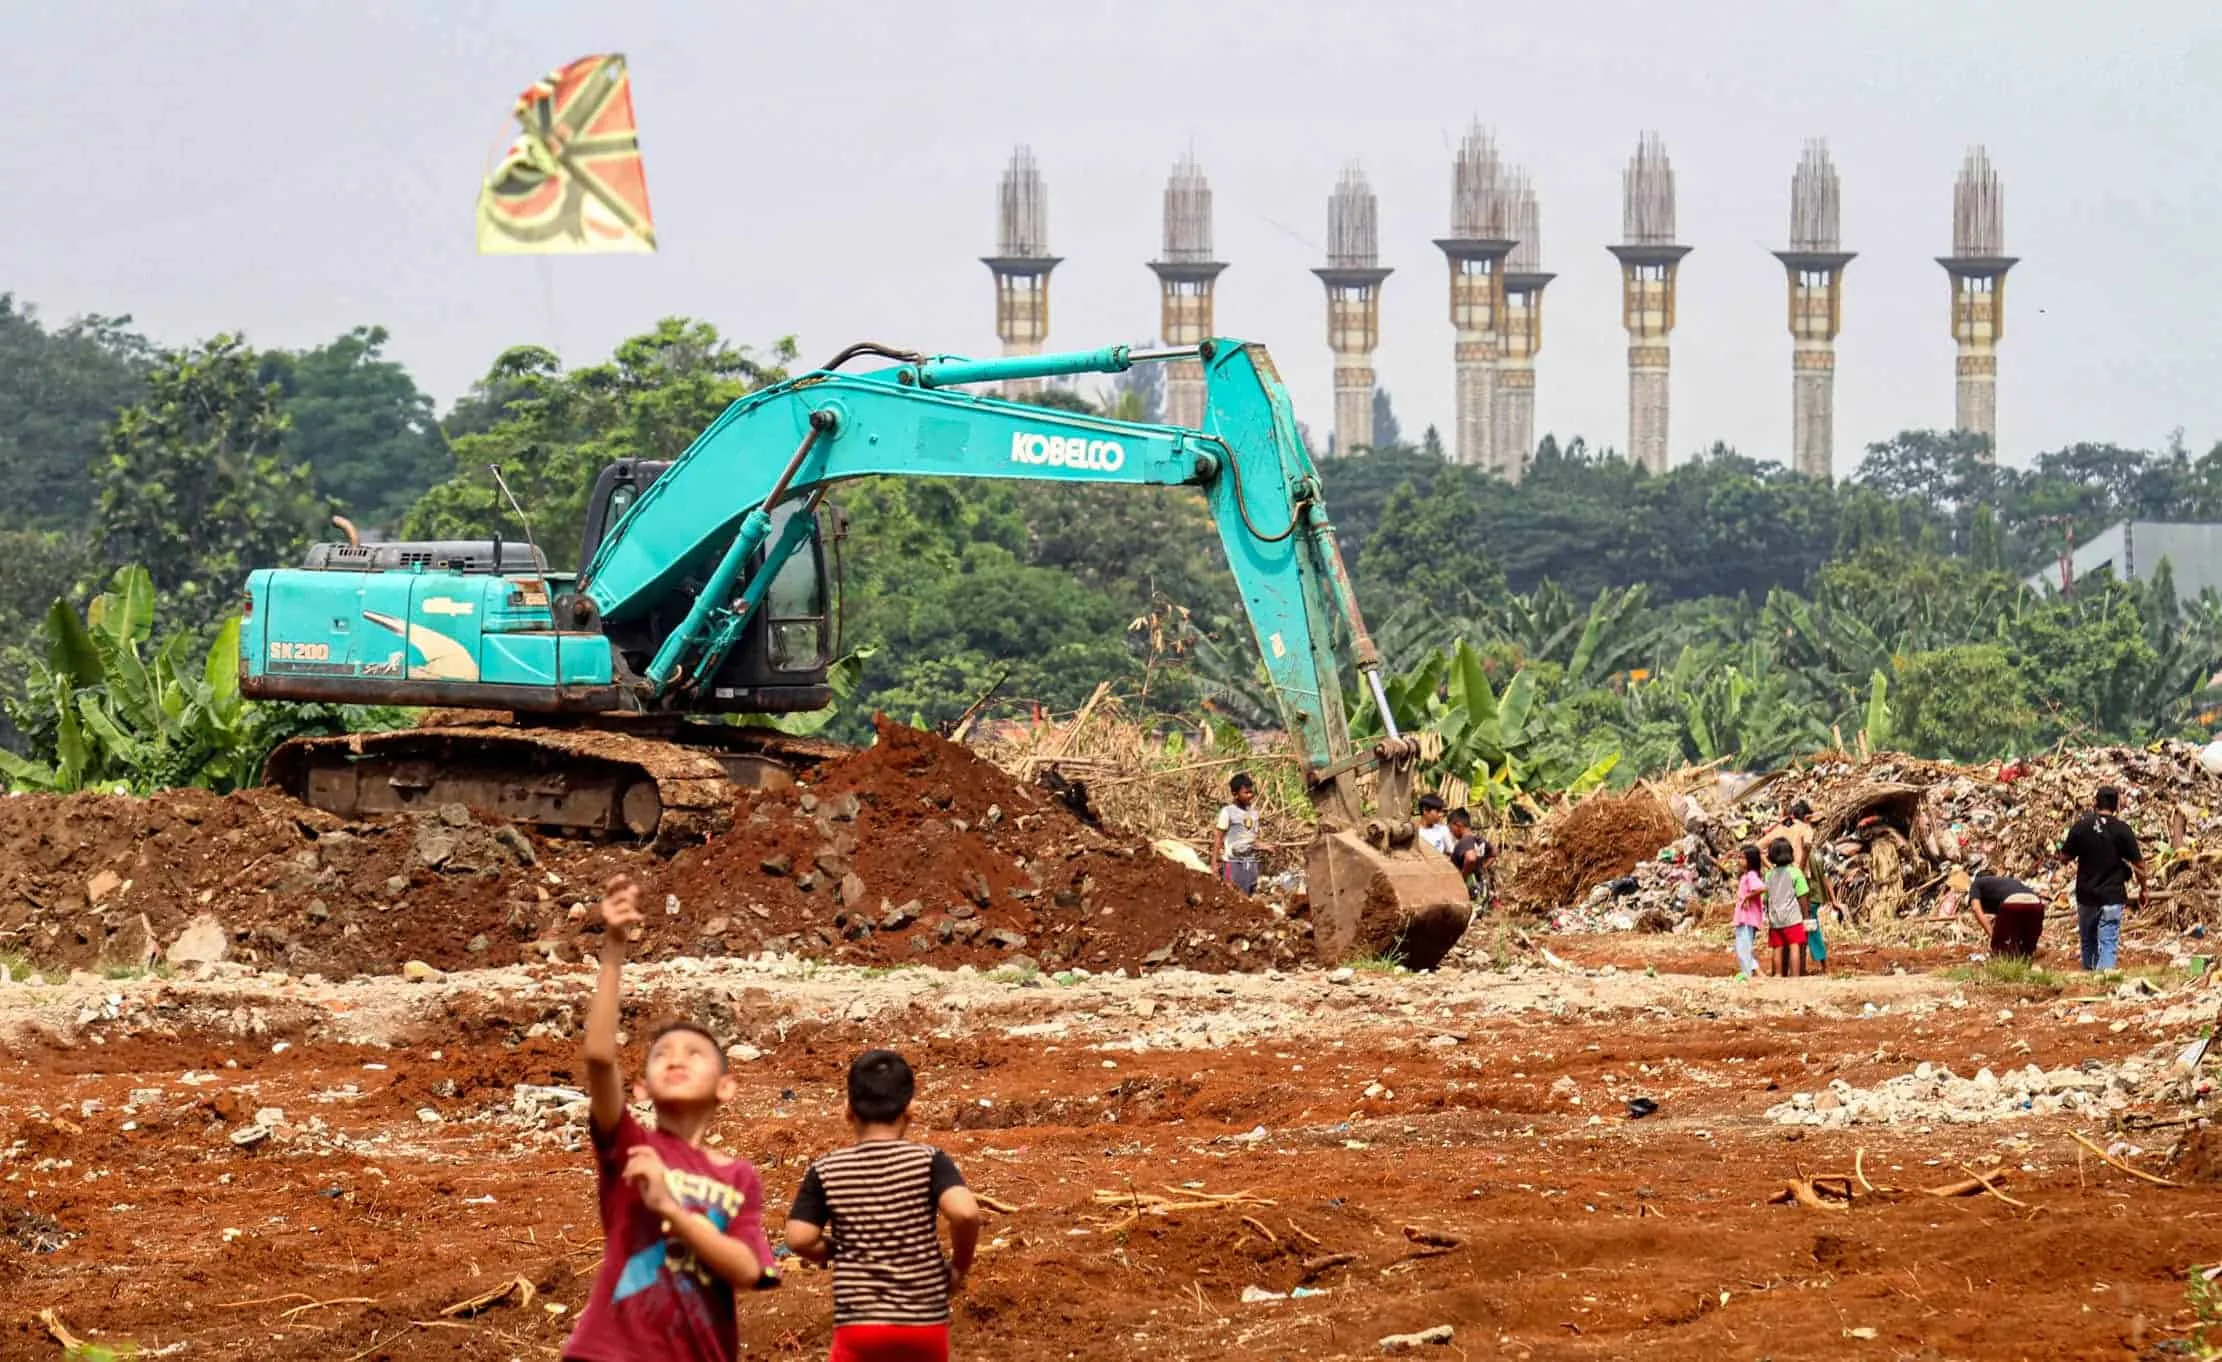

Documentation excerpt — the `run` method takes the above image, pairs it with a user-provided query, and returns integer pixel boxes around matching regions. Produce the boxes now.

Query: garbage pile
[1752,741,2222,927]
[1510,740,2222,930]
[1543,838,1716,934]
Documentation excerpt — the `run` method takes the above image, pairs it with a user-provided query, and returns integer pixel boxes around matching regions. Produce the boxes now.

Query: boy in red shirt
[563,875,779,1362]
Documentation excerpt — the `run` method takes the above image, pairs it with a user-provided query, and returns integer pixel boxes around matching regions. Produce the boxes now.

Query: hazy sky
[11,0,2219,472]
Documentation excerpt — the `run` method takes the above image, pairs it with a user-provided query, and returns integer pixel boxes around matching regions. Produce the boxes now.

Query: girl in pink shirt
[1732,844,1766,980]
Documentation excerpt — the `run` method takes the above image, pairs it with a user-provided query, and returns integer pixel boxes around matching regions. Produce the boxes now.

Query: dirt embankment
[0,719,1306,981]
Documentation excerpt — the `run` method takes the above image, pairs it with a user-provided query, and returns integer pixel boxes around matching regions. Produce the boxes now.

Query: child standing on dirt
[785,1050,982,1362]
[564,875,779,1362]
[1732,844,1766,979]
[1415,793,1453,854]
[1763,838,1810,978]
[1213,772,1263,894]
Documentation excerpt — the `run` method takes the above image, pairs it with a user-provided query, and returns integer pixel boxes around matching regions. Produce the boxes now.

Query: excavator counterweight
[243,339,1471,965]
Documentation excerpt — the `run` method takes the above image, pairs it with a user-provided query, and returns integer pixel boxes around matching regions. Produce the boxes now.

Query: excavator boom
[577,340,1368,786]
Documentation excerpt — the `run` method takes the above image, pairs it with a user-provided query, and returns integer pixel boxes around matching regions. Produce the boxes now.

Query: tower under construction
[1146,154,1227,430]
[1937,147,2015,455]
[981,146,1061,397]
[1433,124,1515,475]
[1606,133,1690,474]
[1497,173,1552,482]
[1311,164,1391,456]
[1771,140,1854,481]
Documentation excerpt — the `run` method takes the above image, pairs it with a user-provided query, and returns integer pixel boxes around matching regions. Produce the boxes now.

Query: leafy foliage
[262,325,452,529]
[0,567,392,795]
[94,335,330,635]
[402,320,796,569]
[0,295,155,529]
[12,298,2222,797]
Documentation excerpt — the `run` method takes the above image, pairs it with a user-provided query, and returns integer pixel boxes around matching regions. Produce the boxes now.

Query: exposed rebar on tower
[1772,139,1855,481]
[997,145,1050,257]
[1507,176,1542,275]
[1623,132,1678,246]
[1953,146,2005,257]
[1937,145,2016,456]
[1606,132,1691,474]
[1326,164,1380,267]
[1148,152,1227,429]
[1312,164,1392,455]
[981,145,1061,396]
[1790,139,1842,252]
[1499,172,1553,476]
[1435,123,1517,475]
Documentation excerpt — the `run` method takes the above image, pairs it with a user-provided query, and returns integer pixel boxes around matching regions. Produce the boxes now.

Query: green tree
[1969,503,2003,572]
[1891,644,2035,760]
[1372,389,1402,449]
[0,296,156,529]
[402,319,796,568]
[1356,478,1509,619]
[95,335,330,634]
[263,325,452,528]
[0,530,102,753]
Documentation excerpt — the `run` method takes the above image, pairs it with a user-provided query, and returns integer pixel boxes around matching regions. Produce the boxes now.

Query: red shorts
[1767,922,1808,949]
[831,1323,951,1362]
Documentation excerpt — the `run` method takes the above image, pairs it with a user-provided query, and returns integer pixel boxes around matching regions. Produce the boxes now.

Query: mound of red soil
[641,718,1303,974]
[0,719,1307,980]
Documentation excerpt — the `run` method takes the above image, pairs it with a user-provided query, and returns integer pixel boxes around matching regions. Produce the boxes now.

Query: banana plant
[0,566,377,795]
[729,646,875,737]
[1352,638,1620,814]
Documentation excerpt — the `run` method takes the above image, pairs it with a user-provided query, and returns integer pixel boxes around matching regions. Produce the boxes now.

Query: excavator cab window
[762,502,829,672]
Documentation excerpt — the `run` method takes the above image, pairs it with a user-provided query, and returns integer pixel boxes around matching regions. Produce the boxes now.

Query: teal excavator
[241,339,1472,964]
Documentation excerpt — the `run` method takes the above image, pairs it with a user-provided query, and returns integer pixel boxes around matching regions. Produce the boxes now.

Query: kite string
[536,256,562,362]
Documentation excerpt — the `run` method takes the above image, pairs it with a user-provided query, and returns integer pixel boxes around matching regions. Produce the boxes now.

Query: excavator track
[262,719,850,848]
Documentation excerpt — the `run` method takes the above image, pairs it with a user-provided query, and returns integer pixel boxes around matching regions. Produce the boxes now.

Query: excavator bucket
[1305,828,1474,969]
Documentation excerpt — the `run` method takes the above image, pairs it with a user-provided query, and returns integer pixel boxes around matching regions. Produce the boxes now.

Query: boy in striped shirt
[784,1050,982,1362]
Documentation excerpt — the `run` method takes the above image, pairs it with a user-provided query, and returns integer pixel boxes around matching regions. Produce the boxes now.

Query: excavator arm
[575,339,1396,818]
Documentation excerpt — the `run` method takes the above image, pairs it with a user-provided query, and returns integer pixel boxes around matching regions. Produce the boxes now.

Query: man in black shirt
[1445,807,1494,902]
[2057,785,2146,971]
[1969,871,2048,959]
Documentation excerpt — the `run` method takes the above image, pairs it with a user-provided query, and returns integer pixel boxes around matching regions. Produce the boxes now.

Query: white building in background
[2028,521,2222,603]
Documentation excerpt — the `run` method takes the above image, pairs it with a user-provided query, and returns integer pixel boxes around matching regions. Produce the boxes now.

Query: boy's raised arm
[586,875,644,1137]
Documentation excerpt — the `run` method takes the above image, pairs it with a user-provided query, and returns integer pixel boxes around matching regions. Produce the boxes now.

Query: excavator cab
[575,458,840,715]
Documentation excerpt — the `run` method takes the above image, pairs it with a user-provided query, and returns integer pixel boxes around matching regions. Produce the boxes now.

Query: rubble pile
[1765,1043,2207,1129]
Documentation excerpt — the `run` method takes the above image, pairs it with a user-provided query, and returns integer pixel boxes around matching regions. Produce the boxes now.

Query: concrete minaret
[1433,124,1514,473]
[1498,174,1553,481]
[1311,164,1391,456]
[1606,133,1690,474]
[1937,147,2015,456]
[1147,154,1226,430]
[1771,140,1855,481]
[981,146,1060,397]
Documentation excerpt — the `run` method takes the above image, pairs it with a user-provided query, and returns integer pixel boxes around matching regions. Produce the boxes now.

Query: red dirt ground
[0,720,1301,984]
[2,955,2216,1361]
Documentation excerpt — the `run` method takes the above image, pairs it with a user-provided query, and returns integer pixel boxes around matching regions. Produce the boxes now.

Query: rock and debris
[1766,1041,2212,1129]
[0,718,1307,981]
